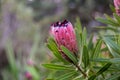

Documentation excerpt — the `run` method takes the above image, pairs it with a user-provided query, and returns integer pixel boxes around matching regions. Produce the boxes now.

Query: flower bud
[24,71,32,80]
[114,0,120,16]
[50,20,78,62]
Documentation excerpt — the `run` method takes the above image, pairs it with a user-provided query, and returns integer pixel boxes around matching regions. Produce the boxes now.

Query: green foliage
[25,66,40,80]
[83,46,89,68]
[43,64,74,70]
[45,18,118,80]
[61,46,78,64]
[91,39,102,59]
[5,40,18,79]
[2,1,120,79]
[56,71,77,80]
[88,63,112,80]
[47,37,67,63]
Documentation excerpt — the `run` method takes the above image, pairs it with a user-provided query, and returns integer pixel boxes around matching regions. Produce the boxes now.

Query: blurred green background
[0,0,113,80]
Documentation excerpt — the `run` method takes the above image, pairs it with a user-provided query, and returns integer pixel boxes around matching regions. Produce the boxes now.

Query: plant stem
[73,63,87,78]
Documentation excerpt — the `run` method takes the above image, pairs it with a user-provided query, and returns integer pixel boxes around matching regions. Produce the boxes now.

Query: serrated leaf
[83,46,89,68]
[61,46,78,64]
[42,64,74,70]
[56,71,77,80]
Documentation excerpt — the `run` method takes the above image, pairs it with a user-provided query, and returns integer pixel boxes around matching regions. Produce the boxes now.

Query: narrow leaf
[57,71,77,80]
[43,64,74,70]
[47,37,67,62]
[88,63,112,80]
[5,40,18,79]
[25,66,40,80]
[109,4,115,12]
[88,34,94,51]
[83,46,89,68]
[96,17,119,27]
[96,63,112,76]
[75,17,82,33]
[103,37,120,56]
[82,27,87,46]
[91,39,102,58]
[61,46,78,64]
[113,13,120,24]
[91,58,120,63]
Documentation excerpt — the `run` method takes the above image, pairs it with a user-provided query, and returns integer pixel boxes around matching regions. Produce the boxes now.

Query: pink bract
[50,20,78,62]
[114,0,120,15]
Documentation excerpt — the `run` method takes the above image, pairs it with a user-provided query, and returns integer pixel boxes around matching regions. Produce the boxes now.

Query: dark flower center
[53,20,69,27]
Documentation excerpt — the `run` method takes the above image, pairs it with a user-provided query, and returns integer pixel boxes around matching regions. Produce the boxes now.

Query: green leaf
[56,71,77,80]
[96,63,112,76]
[5,40,18,79]
[95,26,118,32]
[91,58,109,63]
[91,58,120,63]
[88,63,112,80]
[47,37,67,62]
[113,13,120,24]
[109,4,115,12]
[106,14,119,26]
[104,14,114,21]
[42,64,74,70]
[75,18,82,48]
[82,27,87,46]
[75,17,82,33]
[103,37,120,56]
[105,72,120,80]
[91,39,102,58]
[88,75,96,80]
[25,66,40,80]
[83,46,89,68]
[96,17,119,27]
[61,46,78,64]
[30,32,40,59]
[88,34,94,51]
[75,29,82,49]
[46,79,55,80]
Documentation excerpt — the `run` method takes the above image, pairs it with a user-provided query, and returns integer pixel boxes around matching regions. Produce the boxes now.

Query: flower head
[114,0,120,15]
[50,20,78,62]
[24,71,32,80]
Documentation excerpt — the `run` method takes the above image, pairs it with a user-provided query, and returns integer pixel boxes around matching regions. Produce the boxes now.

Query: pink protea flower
[24,71,32,80]
[114,0,120,16]
[50,20,78,62]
